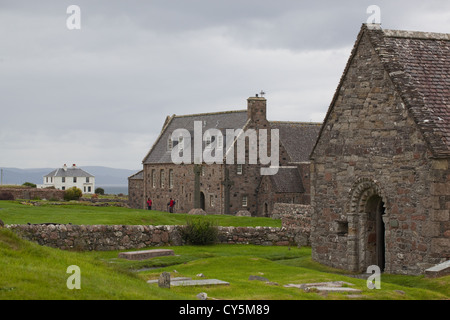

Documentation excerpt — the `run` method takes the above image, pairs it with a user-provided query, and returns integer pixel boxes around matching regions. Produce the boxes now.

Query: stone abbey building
[129,23,449,276]
[129,96,320,216]
[310,24,449,275]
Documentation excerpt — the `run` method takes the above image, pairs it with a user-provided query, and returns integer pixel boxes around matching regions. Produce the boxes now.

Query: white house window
[237,164,243,175]
[86,177,90,183]
[73,177,77,183]
[62,177,65,183]
[242,195,248,207]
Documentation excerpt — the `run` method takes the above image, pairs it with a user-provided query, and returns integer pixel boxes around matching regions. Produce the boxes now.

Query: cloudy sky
[0,0,449,170]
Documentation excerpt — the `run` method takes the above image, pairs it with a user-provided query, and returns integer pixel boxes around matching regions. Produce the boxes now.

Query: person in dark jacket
[147,197,152,210]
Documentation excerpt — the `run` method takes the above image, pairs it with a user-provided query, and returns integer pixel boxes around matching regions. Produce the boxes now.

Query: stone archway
[200,192,205,211]
[347,178,388,273]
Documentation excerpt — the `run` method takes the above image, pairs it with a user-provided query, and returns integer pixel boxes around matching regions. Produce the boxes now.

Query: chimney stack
[247,94,267,125]
[63,164,67,172]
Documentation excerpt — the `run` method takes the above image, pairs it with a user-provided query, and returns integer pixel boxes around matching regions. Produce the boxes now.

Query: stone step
[118,249,174,260]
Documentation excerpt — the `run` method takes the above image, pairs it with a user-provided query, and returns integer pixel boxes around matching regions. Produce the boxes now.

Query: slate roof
[128,170,143,180]
[270,121,321,163]
[269,167,305,193]
[44,167,94,178]
[143,110,249,164]
[312,24,450,158]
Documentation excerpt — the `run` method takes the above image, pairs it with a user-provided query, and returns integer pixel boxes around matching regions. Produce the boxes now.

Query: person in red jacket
[167,198,175,213]
[147,197,152,210]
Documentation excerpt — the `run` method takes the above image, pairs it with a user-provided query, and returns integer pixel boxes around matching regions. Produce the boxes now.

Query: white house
[42,164,95,194]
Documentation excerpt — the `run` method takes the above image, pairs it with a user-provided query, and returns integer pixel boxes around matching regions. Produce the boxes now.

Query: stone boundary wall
[6,223,310,251]
[0,188,65,201]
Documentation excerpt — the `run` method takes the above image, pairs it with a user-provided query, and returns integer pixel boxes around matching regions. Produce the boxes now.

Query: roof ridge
[270,120,322,125]
[382,29,450,41]
[173,109,246,118]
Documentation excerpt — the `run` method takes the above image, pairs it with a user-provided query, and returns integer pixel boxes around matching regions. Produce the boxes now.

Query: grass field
[1,228,448,300]
[0,200,449,301]
[0,200,280,227]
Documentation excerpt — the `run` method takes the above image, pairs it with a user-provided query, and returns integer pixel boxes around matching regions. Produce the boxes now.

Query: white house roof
[44,166,94,178]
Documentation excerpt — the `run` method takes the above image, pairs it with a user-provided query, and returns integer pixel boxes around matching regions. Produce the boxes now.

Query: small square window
[242,196,248,207]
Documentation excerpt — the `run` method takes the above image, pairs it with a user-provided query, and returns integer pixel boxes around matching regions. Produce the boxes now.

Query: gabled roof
[269,167,305,193]
[44,167,94,178]
[270,121,321,163]
[311,24,450,159]
[142,110,248,164]
[128,170,143,180]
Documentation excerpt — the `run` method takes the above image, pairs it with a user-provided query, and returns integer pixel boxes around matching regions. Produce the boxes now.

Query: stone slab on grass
[147,277,192,284]
[170,279,230,287]
[118,249,174,260]
[425,260,450,278]
[284,281,361,293]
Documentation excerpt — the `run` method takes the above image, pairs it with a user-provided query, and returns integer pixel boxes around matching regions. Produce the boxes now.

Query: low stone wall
[272,203,311,219]
[0,188,65,201]
[6,223,309,251]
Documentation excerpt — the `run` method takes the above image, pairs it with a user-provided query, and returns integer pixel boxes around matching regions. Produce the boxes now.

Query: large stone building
[310,24,449,275]
[129,96,320,216]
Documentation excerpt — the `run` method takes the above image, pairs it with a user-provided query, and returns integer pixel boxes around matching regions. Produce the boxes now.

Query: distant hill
[0,166,139,189]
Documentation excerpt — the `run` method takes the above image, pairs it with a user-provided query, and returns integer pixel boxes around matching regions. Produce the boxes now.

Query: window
[217,135,223,149]
[88,186,91,193]
[73,177,77,183]
[62,177,65,183]
[152,169,156,188]
[169,169,174,189]
[86,177,90,183]
[242,195,248,207]
[210,195,215,207]
[46,177,48,183]
[178,136,184,152]
[205,135,212,148]
[160,170,165,188]
[62,186,65,190]
[237,164,243,175]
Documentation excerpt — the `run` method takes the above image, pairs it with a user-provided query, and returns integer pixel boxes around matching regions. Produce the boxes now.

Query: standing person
[147,197,152,210]
[167,197,175,213]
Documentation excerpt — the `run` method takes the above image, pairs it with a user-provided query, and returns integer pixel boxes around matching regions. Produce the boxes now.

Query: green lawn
[1,228,448,300]
[0,200,280,227]
[0,200,448,301]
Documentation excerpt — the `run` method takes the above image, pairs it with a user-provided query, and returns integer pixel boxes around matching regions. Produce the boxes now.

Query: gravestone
[158,272,171,288]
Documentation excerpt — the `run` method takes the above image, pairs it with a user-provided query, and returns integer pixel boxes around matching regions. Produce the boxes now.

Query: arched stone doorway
[348,178,388,273]
[200,192,205,211]
[264,202,269,216]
